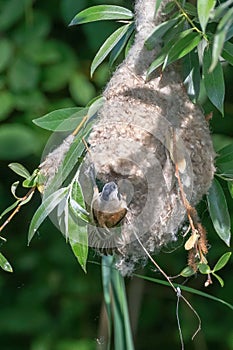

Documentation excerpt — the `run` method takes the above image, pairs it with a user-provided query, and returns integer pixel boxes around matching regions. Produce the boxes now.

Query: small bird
[91,181,128,229]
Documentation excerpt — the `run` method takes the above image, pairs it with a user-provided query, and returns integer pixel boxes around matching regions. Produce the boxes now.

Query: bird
[91,181,128,229]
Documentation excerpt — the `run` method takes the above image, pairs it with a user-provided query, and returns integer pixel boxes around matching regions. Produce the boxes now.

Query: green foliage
[207,178,231,246]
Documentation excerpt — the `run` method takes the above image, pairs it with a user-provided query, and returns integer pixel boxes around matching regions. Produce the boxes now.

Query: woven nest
[80,0,215,275]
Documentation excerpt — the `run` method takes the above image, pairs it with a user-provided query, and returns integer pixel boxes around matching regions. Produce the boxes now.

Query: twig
[0,187,36,234]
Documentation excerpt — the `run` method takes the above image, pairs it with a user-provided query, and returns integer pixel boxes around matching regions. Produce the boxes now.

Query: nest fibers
[80,0,215,275]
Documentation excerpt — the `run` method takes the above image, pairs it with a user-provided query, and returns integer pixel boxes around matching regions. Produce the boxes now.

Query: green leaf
[109,23,135,66]
[203,47,225,115]
[207,178,231,246]
[69,74,96,106]
[68,214,88,273]
[69,5,133,26]
[42,135,86,199]
[198,263,211,274]
[0,124,40,160]
[0,0,27,31]
[28,187,69,244]
[147,29,195,76]
[216,144,233,178]
[145,17,181,50]
[33,107,88,132]
[23,169,40,188]
[213,252,232,272]
[211,0,233,22]
[179,265,196,277]
[210,7,233,72]
[212,272,224,287]
[0,91,14,121]
[216,143,233,164]
[0,252,13,272]
[0,39,13,72]
[227,181,233,198]
[197,0,216,33]
[135,274,233,311]
[183,49,201,102]
[8,163,30,179]
[222,41,233,66]
[91,23,132,76]
[0,200,19,220]
[8,57,40,92]
[163,31,201,68]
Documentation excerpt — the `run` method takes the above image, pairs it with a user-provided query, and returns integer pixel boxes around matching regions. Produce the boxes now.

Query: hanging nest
[79,0,215,275]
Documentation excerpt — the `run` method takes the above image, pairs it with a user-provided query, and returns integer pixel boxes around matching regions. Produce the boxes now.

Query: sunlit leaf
[197,0,216,33]
[91,23,132,76]
[0,252,13,272]
[203,47,225,115]
[69,5,133,26]
[207,178,231,246]
[8,163,30,179]
[33,107,88,131]
[213,252,232,272]
[227,181,233,198]
[28,187,69,244]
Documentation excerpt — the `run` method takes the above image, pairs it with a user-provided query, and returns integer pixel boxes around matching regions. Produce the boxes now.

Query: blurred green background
[0,0,232,349]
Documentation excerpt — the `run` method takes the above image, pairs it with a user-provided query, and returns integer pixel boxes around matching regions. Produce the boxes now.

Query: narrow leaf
[183,49,201,102]
[33,107,88,132]
[213,252,232,272]
[197,0,216,33]
[179,265,195,277]
[0,200,19,220]
[207,178,231,246]
[69,214,88,273]
[216,143,233,164]
[69,5,133,26]
[203,47,225,115]
[0,252,13,272]
[91,24,131,76]
[8,163,30,178]
[147,29,194,77]
[28,187,69,244]
[164,31,201,68]
[134,274,233,310]
[145,17,181,50]
[109,23,134,66]
[222,41,233,66]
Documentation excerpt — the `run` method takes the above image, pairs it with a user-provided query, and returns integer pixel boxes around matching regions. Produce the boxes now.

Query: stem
[0,187,36,234]
[173,0,208,41]
[72,114,88,136]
